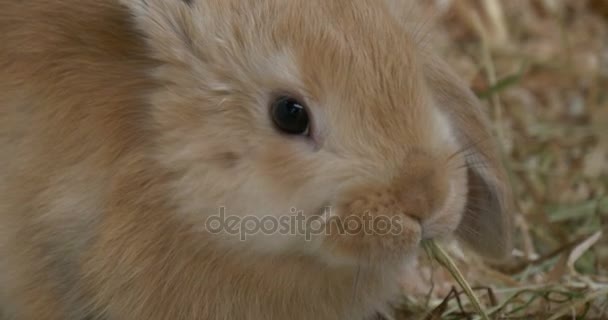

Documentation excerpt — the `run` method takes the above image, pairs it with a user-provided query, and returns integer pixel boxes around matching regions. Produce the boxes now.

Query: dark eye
[270,96,310,135]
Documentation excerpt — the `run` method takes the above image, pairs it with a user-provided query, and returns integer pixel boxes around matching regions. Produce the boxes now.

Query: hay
[424,240,491,320]
[393,1,608,318]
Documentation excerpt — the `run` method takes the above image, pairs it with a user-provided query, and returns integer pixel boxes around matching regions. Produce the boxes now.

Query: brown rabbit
[0,0,512,319]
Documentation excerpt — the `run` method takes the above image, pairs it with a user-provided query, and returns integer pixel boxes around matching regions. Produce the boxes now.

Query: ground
[394,1,608,319]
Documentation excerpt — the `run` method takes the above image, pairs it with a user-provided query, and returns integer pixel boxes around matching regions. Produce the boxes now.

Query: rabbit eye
[270,96,310,135]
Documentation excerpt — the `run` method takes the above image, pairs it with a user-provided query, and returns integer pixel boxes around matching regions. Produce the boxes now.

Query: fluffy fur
[0,0,512,319]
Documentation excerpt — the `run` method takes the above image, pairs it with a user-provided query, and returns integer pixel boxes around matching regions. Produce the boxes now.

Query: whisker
[415,11,441,50]
[351,251,362,305]
[412,12,437,47]
[455,161,492,171]
[446,136,491,164]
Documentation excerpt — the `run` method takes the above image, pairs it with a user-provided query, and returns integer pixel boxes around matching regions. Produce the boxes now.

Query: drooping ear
[425,55,514,261]
[120,0,197,62]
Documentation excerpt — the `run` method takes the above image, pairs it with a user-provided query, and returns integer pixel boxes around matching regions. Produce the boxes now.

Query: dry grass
[392,1,608,319]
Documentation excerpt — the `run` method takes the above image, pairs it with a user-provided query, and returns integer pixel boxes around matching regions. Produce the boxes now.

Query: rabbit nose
[394,151,449,222]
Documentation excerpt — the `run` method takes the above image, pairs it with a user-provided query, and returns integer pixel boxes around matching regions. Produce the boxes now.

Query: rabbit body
[0,0,511,319]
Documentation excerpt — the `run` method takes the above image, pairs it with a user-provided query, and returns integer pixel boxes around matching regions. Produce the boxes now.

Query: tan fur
[0,0,512,319]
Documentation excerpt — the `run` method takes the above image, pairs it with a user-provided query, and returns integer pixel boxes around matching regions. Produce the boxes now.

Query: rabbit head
[120,0,512,265]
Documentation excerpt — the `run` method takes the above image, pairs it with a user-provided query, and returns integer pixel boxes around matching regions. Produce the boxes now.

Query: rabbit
[0,0,513,319]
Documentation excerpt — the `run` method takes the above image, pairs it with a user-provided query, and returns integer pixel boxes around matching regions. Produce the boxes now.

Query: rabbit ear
[120,0,197,62]
[460,157,513,260]
[425,55,514,261]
